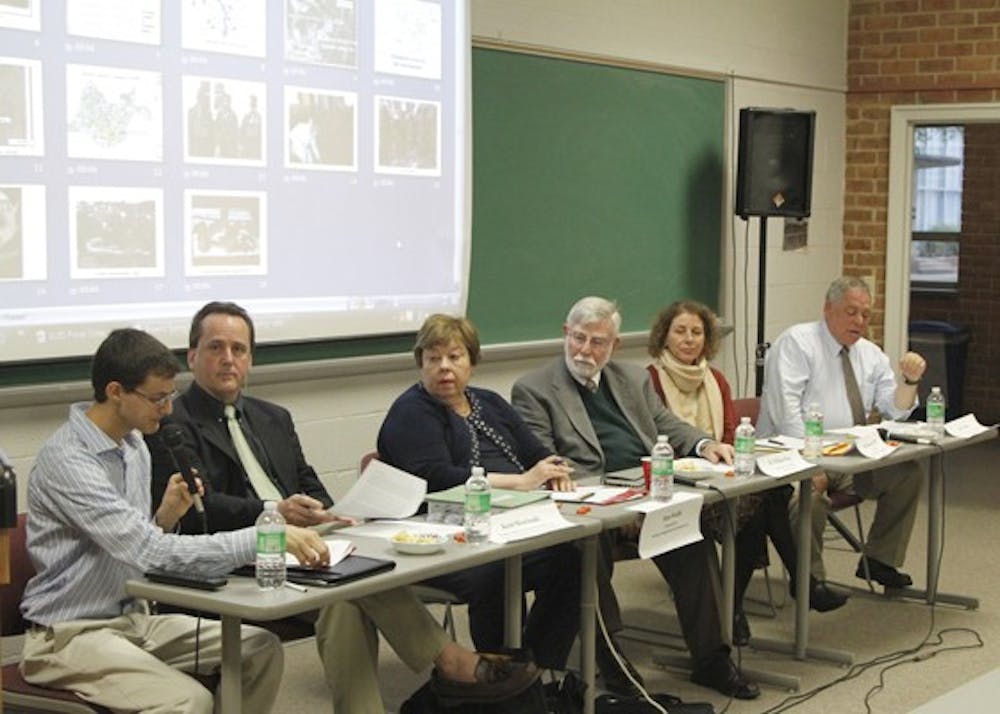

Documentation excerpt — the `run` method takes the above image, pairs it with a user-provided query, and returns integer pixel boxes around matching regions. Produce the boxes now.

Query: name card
[757,449,815,478]
[627,491,703,559]
[489,501,575,544]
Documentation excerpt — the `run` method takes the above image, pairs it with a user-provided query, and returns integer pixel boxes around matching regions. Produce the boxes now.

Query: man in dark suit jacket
[512,296,760,700]
[148,301,537,714]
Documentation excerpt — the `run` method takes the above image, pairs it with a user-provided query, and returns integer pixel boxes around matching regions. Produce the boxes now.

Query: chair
[1,514,110,713]
[358,452,466,640]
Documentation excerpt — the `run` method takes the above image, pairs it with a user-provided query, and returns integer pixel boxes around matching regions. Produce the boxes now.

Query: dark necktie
[840,347,866,426]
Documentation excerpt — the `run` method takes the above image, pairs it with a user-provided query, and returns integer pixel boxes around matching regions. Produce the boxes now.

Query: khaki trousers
[789,461,922,580]
[21,612,282,714]
[317,587,451,714]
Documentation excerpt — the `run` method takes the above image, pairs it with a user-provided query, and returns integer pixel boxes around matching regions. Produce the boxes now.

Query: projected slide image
[185,190,267,276]
[182,0,266,58]
[67,0,161,45]
[285,87,356,170]
[0,184,46,281]
[375,96,440,176]
[0,57,43,156]
[67,65,163,161]
[69,186,163,278]
[0,0,40,32]
[285,0,357,68]
[184,76,266,164]
[374,0,441,79]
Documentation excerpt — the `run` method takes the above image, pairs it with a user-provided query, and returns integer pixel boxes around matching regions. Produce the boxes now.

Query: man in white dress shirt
[757,276,927,598]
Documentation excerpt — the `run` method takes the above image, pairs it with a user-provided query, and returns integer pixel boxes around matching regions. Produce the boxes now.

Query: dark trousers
[650,538,727,665]
[424,542,581,669]
[734,485,798,612]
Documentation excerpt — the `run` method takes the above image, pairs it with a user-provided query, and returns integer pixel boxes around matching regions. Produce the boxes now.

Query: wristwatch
[902,376,920,386]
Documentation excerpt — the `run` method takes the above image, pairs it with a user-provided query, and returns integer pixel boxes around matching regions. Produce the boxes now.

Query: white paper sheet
[329,459,427,519]
[489,502,576,544]
[286,538,353,567]
[626,492,704,558]
[946,413,990,438]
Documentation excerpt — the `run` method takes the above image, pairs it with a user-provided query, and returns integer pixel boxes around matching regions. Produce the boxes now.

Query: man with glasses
[148,301,538,713]
[19,327,334,712]
[512,296,759,700]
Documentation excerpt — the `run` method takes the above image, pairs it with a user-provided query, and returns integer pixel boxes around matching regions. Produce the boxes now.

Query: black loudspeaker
[735,108,815,218]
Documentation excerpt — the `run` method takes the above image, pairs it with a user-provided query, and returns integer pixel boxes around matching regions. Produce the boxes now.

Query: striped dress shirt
[21,403,256,626]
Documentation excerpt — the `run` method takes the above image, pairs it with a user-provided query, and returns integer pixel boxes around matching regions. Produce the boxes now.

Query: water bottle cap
[263,501,277,510]
[740,416,751,424]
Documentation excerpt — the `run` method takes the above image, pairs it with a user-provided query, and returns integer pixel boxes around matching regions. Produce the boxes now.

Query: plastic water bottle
[255,501,286,590]
[650,435,674,502]
[463,466,491,545]
[734,416,756,478]
[926,386,946,437]
[803,403,824,460]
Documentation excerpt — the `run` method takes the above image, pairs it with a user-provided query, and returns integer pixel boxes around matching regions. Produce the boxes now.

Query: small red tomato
[576,505,592,515]
[453,532,467,543]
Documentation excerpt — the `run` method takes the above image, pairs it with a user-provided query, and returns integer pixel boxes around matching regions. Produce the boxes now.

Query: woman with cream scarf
[646,300,800,647]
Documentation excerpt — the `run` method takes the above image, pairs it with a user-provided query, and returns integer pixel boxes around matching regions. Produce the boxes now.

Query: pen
[284,581,307,593]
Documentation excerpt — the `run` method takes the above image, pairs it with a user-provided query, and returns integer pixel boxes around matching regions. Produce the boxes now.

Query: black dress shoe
[857,557,913,588]
[733,609,751,647]
[690,653,760,700]
[432,653,539,705]
[789,576,849,612]
[595,634,645,696]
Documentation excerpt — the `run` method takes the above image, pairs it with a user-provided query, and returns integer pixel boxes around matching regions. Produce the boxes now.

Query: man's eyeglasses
[129,389,178,408]
[568,331,612,351]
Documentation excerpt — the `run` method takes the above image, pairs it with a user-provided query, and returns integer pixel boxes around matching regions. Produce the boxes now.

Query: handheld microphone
[877,427,932,445]
[159,424,205,514]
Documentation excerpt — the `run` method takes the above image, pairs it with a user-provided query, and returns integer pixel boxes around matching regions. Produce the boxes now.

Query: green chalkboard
[467,47,725,343]
[0,47,725,388]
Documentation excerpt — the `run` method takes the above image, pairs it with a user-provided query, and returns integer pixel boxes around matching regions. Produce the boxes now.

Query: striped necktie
[223,404,283,502]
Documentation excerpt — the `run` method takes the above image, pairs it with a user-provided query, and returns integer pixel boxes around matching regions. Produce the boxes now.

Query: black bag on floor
[400,678,548,714]
[595,692,715,714]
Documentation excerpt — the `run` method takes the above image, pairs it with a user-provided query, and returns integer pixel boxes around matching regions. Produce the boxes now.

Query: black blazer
[148,381,332,534]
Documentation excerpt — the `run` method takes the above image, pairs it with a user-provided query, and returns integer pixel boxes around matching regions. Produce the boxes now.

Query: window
[910,125,963,291]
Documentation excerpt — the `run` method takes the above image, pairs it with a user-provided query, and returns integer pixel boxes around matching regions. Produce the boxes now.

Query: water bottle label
[256,531,285,554]
[651,457,673,477]
[465,492,490,514]
[735,435,755,454]
[805,419,823,436]
[927,403,944,419]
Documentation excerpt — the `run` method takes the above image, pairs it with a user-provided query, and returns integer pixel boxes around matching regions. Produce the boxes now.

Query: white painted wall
[0,1,847,509]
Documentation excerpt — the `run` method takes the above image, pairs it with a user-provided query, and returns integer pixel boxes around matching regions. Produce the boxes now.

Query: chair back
[1,513,33,636]
[733,397,761,426]
[359,451,379,474]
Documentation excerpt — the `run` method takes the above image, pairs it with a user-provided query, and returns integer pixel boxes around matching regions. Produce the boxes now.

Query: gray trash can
[907,320,971,420]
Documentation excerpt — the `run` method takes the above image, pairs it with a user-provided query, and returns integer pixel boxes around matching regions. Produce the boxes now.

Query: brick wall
[847,0,1000,422]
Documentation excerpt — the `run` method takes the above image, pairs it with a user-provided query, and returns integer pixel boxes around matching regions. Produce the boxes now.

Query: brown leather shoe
[432,653,540,705]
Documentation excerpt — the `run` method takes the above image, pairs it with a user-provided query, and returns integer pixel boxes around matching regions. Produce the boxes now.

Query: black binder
[235,554,396,587]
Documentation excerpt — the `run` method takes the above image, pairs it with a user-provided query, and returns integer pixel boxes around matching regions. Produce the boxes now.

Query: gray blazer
[511,358,707,479]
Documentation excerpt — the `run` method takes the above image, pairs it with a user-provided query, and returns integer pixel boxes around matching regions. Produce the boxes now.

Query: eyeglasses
[567,331,612,351]
[129,389,178,408]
